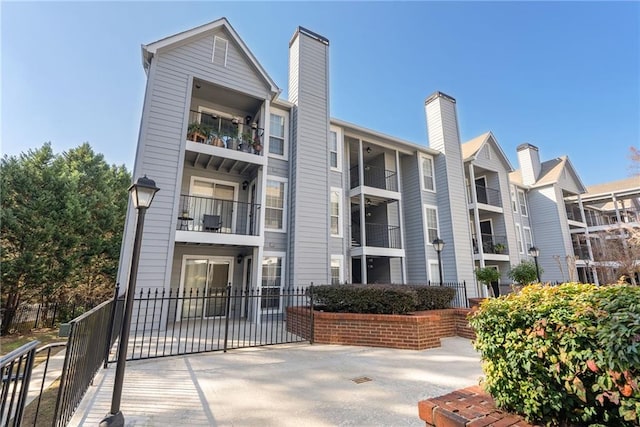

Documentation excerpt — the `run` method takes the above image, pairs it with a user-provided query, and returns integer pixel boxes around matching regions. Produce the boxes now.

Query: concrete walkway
[71,337,482,426]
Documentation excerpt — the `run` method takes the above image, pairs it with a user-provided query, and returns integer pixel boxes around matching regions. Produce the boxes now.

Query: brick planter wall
[286,307,474,350]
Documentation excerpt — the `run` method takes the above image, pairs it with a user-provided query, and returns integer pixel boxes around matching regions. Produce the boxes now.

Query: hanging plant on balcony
[252,135,263,154]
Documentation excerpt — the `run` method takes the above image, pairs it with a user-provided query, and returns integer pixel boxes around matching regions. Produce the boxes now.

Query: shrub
[469,283,640,426]
[307,284,455,314]
[508,261,541,285]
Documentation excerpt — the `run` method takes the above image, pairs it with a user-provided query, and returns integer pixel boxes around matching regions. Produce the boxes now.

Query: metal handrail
[472,233,509,254]
[468,184,502,207]
[177,194,260,236]
[187,110,264,155]
[350,165,398,192]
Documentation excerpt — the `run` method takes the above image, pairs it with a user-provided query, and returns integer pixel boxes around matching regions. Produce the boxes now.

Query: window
[330,188,342,237]
[428,261,441,284]
[517,190,528,216]
[510,185,518,213]
[515,224,524,254]
[265,178,286,231]
[424,205,439,243]
[523,227,533,252]
[329,131,338,169]
[331,255,343,285]
[262,255,284,310]
[212,36,228,66]
[269,113,285,156]
[420,155,435,191]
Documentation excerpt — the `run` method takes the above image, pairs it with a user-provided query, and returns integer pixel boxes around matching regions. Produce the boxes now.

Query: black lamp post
[528,246,541,283]
[432,238,445,284]
[100,176,159,427]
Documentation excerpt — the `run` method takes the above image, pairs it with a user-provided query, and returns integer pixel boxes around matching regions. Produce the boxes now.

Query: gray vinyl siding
[266,158,289,179]
[426,97,476,293]
[287,31,330,286]
[159,28,269,99]
[401,154,427,282]
[265,232,287,252]
[528,185,574,282]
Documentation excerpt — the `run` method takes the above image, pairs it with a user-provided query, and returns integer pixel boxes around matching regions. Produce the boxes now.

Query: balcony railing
[351,223,401,249]
[565,204,584,222]
[472,233,508,255]
[187,110,264,156]
[177,194,260,236]
[350,165,398,192]
[468,184,502,207]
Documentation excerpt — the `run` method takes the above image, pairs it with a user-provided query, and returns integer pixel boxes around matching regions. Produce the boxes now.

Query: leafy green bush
[469,283,640,426]
[508,261,541,285]
[308,284,455,314]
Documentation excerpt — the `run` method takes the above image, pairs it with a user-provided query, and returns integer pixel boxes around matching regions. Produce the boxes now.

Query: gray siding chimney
[424,92,476,293]
[287,27,330,286]
[517,143,542,186]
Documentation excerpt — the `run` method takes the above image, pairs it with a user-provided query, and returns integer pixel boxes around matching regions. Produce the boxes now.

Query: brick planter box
[286,307,474,350]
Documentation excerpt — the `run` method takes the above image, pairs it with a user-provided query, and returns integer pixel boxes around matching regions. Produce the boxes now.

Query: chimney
[517,143,541,186]
[424,91,475,289]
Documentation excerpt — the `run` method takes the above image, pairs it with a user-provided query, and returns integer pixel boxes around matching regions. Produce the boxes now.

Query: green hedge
[469,283,640,426]
[307,284,455,315]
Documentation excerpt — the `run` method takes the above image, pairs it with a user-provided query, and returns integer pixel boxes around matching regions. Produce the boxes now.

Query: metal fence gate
[110,286,313,362]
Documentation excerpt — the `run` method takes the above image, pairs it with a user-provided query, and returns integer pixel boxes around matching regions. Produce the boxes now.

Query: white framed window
[515,224,524,254]
[330,187,343,237]
[212,36,228,66]
[268,112,288,159]
[518,190,528,216]
[428,260,441,284]
[523,227,533,252]
[329,127,342,171]
[424,205,439,244]
[419,154,435,192]
[261,253,285,311]
[330,255,344,284]
[265,177,287,232]
[510,185,518,213]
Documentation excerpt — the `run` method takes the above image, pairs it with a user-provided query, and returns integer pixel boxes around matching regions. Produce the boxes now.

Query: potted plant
[475,267,501,297]
[494,243,506,254]
[252,135,263,154]
[187,122,207,143]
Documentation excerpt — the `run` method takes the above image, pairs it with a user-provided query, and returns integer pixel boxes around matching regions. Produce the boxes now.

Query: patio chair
[203,214,222,232]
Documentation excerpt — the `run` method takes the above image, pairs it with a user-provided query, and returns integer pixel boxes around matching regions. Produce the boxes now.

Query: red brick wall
[286,307,475,350]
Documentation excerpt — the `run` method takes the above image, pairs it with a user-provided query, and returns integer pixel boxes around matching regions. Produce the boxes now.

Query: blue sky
[2,1,638,186]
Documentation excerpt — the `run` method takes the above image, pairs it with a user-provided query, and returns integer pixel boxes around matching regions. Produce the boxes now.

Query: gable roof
[461,131,514,171]
[510,155,586,193]
[141,17,280,99]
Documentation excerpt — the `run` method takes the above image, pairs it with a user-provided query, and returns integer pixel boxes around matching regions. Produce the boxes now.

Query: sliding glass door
[180,256,232,319]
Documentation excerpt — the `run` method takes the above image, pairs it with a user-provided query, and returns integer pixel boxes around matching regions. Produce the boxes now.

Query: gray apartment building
[116,18,639,314]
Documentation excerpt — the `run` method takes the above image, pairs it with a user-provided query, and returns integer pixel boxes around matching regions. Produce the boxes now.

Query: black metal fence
[111,286,311,362]
[0,341,38,426]
[52,293,118,427]
[428,280,469,308]
[1,301,98,335]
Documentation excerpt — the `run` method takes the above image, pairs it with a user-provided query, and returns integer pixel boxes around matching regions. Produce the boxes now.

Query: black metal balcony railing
[187,110,264,156]
[472,233,508,255]
[468,184,502,207]
[177,194,260,236]
[351,223,401,249]
[565,204,584,222]
[572,242,590,260]
[350,165,398,192]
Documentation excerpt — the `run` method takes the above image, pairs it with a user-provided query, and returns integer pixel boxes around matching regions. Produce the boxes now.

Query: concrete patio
[71,337,482,426]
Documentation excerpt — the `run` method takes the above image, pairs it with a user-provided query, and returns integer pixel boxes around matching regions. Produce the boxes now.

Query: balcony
[187,110,264,156]
[177,194,260,236]
[472,234,508,255]
[565,204,585,223]
[350,165,398,192]
[468,184,502,207]
[351,223,401,249]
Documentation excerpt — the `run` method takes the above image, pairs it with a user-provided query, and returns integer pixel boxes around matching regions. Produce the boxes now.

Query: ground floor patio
[71,337,482,426]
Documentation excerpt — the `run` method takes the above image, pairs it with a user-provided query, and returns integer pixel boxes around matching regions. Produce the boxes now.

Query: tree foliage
[592,225,640,285]
[508,260,542,285]
[628,146,640,177]
[1,143,130,333]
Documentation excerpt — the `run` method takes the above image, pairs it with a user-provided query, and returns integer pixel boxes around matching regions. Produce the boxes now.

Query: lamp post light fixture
[528,246,541,283]
[100,176,159,427]
[432,238,445,285]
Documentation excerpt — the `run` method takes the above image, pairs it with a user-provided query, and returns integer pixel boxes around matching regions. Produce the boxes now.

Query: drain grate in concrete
[351,376,372,384]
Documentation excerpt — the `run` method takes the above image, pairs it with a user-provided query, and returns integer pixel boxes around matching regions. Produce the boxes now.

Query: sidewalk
[71,337,482,426]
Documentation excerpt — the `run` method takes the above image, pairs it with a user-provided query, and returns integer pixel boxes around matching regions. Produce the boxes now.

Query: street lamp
[528,246,541,283]
[101,176,159,427]
[432,238,445,284]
